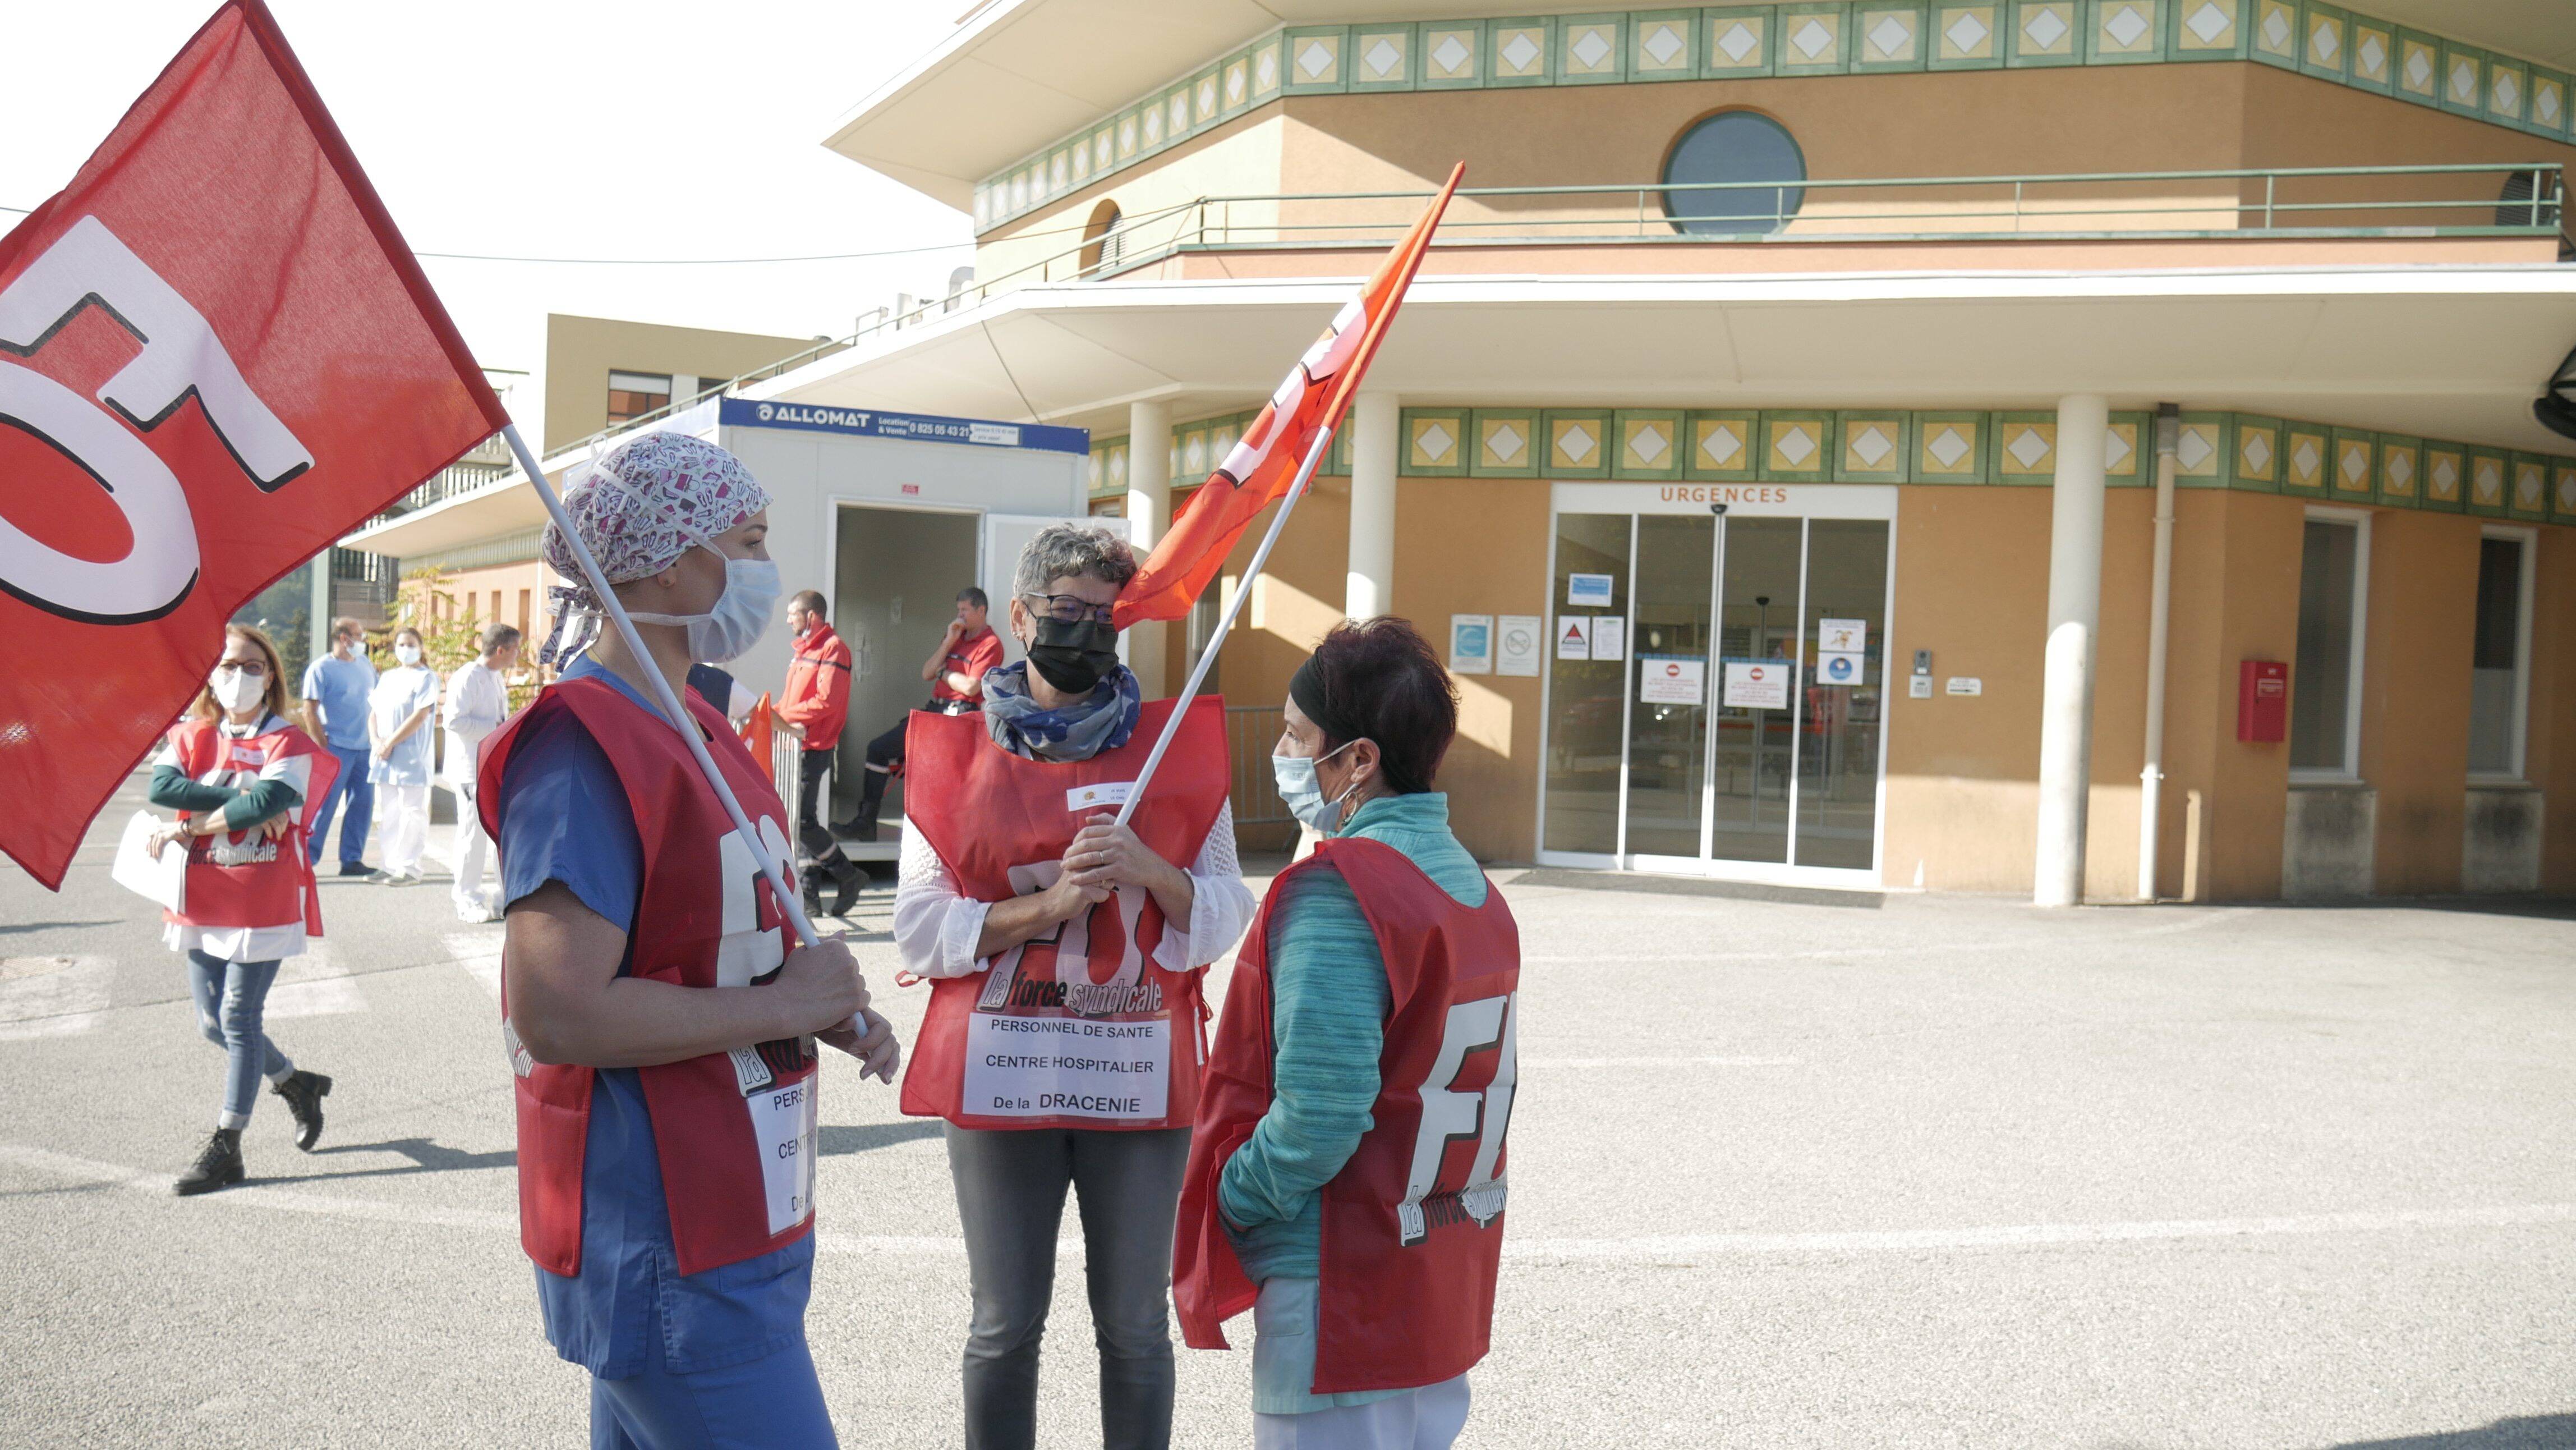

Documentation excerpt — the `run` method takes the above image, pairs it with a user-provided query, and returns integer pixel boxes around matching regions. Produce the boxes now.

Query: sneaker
[174,1128,244,1196]
[366,869,398,884]
[393,869,425,886]
[336,861,370,878]
[270,1071,332,1151]
[454,898,502,924]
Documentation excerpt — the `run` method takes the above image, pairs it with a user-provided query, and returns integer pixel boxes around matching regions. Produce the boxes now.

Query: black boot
[827,856,866,919]
[272,1070,332,1151]
[175,1128,244,1196]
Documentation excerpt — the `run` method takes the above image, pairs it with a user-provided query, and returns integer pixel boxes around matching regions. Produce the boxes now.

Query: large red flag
[0,0,510,889]
[1112,164,1464,629]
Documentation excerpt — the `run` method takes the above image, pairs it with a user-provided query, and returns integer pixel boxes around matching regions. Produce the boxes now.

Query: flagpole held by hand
[499,425,898,1079]
[1110,420,1338,831]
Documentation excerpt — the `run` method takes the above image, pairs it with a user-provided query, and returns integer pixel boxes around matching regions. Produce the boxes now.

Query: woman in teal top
[1222,617,1485,1448]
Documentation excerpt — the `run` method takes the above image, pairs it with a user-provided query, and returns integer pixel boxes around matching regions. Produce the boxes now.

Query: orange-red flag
[739,692,778,786]
[1111,164,1464,629]
[0,0,509,889]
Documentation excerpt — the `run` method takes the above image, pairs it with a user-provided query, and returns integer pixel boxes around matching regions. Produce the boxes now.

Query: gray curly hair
[1013,523,1137,599]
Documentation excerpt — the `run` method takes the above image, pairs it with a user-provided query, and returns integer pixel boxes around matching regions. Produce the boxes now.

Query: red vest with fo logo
[163,715,338,937]
[898,696,1230,1132]
[477,676,818,1278]
[1174,836,1520,1394]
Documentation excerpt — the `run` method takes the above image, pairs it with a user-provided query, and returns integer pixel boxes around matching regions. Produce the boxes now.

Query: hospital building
[347,0,2576,902]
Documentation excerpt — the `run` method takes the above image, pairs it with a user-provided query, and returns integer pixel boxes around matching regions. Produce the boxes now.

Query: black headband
[1289,654,1365,745]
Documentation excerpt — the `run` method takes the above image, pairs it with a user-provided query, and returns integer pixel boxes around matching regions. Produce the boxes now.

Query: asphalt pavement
[3,769,2573,1448]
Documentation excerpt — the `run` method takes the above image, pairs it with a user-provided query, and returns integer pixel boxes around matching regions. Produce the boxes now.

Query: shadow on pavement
[0,920,116,935]
[820,1122,941,1156]
[2325,1414,2576,1448]
[294,1137,517,1180]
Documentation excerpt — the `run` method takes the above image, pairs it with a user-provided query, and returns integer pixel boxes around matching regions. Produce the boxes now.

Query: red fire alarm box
[2238,660,2288,742]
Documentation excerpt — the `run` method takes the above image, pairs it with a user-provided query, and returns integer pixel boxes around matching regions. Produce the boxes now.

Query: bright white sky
[0,0,975,419]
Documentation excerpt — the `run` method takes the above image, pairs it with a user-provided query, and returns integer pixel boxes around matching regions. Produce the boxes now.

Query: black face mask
[1025,617,1118,696]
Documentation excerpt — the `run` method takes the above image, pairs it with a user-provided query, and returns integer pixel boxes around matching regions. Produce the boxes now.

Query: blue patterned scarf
[981,661,1142,762]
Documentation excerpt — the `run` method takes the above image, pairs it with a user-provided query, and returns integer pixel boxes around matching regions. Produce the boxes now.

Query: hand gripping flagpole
[1108,421,1339,832]
[500,426,880,1053]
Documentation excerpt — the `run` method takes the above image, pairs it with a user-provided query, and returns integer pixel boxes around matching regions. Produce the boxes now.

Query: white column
[1346,391,1399,620]
[2035,393,2109,907]
[1125,400,1174,697]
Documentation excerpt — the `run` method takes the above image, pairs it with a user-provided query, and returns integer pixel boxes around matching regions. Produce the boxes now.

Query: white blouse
[893,800,1257,979]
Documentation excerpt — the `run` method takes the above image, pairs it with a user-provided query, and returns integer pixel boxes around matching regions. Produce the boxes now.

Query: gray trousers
[944,1123,1192,1450]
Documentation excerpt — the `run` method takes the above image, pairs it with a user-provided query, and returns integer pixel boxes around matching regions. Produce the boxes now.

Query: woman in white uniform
[368,626,441,884]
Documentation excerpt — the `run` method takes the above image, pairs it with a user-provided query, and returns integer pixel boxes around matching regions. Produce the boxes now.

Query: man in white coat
[443,623,519,921]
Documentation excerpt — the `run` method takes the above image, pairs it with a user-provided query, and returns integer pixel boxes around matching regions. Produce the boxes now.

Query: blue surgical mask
[1271,738,1364,835]
[628,544,781,664]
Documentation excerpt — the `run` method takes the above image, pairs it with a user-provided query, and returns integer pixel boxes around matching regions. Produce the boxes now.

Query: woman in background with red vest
[147,623,337,1195]
[490,433,899,1450]
[1175,618,1521,1450]
[893,523,1256,1450]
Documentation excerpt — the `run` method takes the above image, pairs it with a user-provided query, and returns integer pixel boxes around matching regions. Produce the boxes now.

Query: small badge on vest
[1064,780,1135,813]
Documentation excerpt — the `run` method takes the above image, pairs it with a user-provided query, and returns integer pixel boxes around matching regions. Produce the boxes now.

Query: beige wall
[977,114,1289,286]
[542,314,829,453]
[404,561,548,641]
[2359,511,2481,893]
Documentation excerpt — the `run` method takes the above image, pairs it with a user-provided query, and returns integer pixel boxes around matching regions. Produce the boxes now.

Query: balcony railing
[397,161,2565,506]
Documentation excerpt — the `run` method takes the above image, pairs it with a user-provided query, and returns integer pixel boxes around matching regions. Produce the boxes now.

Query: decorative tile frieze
[1080,407,2573,530]
[980,3,2576,233]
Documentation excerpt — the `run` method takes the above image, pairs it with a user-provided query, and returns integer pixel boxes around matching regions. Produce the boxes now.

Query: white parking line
[443,932,503,999]
[1526,1056,1801,1068]
[0,957,112,1040]
[264,942,366,1020]
[9,1142,2569,1264]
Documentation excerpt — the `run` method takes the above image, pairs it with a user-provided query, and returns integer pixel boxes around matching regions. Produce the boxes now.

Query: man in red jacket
[779,590,862,915]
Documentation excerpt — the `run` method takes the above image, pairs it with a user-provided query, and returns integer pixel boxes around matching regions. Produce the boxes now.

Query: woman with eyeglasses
[146,624,339,1195]
[893,522,1256,1450]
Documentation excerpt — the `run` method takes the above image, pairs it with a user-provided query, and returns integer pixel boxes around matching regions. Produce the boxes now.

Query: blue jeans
[306,743,374,867]
[590,1336,838,1449]
[187,952,291,1130]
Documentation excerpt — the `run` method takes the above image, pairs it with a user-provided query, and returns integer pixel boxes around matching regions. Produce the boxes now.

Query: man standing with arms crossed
[298,617,376,877]
[847,586,1002,844]
[778,591,861,919]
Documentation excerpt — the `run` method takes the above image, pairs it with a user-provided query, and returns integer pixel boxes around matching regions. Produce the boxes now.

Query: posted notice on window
[1722,659,1795,710]
[963,1015,1170,1121]
[1567,572,1615,608]
[1639,655,1706,705]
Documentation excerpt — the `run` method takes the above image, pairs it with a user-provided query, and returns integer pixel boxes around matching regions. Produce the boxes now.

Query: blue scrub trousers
[588,1337,839,1450]
[306,742,374,868]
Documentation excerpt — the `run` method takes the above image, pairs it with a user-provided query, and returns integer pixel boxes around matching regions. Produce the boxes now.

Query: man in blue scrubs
[298,616,376,875]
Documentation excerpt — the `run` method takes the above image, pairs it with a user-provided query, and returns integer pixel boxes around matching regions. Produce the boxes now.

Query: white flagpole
[1110,419,1342,830]
[500,424,831,959]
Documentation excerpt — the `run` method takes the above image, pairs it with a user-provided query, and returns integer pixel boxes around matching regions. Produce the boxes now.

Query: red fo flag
[0,0,509,889]
[1112,163,1464,629]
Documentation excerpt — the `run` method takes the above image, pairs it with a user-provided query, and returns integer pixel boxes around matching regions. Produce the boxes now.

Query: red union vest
[477,675,819,1278]
[898,695,1231,1132]
[1174,836,1521,1395]
[163,715,338,937]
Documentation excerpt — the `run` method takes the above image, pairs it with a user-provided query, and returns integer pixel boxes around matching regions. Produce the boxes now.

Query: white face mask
[627,543,782,664]
[209,665,265,714]
[1271,738,1364,835]
[393,642,422,666]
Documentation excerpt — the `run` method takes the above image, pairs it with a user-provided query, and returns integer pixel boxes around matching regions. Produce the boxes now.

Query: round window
[1663,112,1806,235]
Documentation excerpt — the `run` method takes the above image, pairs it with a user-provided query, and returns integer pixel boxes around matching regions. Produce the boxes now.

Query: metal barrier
[1226,704,1298,856]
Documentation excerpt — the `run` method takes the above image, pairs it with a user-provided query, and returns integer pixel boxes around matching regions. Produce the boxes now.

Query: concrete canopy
[749,267,2576,454]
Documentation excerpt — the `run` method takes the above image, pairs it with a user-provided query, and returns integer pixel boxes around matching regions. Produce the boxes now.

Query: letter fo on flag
[1111,164,1464,629]
[0,0,509,888]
